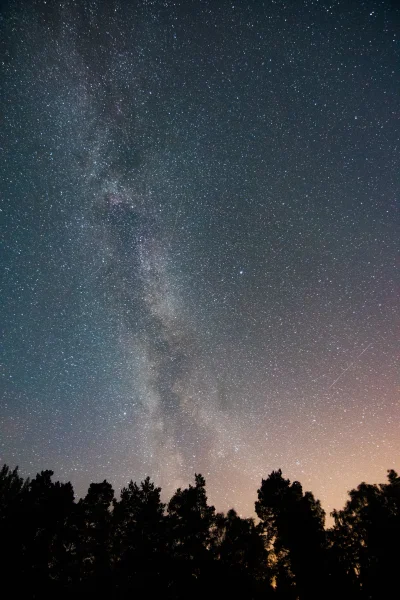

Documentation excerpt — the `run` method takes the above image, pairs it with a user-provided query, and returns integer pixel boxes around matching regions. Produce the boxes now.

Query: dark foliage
[0,463,398,599]
[256,469,327,599]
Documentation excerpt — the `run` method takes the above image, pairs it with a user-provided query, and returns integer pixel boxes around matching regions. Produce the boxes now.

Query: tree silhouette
[74,480,114,594]
[256,469,327,599]
[166,473,216,596]
[0,462,397,599]
[215,509,267,577]
[28,470,75,589]
[167,473,215,560]
[213,507,274,598]
[0,464,28,511]
[329,469,400,599]
[0,469,75,596]
[0,465,30,592]
[112,476,167,594]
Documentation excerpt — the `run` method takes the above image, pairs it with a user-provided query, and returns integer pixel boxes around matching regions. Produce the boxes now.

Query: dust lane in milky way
[1,0,399,519]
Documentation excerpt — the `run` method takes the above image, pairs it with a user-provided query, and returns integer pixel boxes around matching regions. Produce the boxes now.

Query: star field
[1,0,399,521]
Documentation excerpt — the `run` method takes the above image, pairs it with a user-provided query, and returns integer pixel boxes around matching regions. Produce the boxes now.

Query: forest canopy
[0,464,398,599]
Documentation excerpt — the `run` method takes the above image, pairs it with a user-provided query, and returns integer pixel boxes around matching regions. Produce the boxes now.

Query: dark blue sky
[1,0,399,518]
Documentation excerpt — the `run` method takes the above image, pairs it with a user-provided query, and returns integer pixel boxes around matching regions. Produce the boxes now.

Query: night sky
[1,0,399,521]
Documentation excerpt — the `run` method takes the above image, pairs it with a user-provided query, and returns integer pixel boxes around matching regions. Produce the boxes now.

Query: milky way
[1,0,399,520]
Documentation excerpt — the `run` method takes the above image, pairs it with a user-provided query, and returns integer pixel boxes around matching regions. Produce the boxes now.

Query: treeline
[0,465,398,599]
